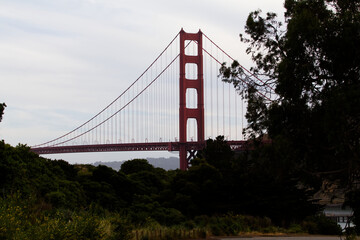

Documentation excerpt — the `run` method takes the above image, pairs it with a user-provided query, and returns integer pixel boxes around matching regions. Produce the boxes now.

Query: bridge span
[31,140,247,155]
[31,29,273,169]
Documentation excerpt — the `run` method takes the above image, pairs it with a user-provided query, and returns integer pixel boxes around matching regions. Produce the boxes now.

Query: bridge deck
[30,141,247,155]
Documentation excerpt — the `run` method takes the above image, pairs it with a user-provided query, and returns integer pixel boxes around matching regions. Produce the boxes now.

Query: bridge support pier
[179,144,188,170]
[179,144,199,170]
[179,29,204,170]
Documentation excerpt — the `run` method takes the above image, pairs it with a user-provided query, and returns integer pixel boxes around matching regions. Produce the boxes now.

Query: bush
[205,214,274,236]
[302,214,342,235]
[0,194,133,240]
[34,212,104,240]
[105,215,133,240]
[287,224,303,233]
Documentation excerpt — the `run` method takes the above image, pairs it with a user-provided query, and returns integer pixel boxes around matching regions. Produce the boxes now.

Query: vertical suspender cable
[103,111,105,143]
[136,80,138,142]
[120,98,122,143]
[158,61,160,141]
[204,39,207,139]
[241,99,244,140]
[106,109,108,143]
[115,101,117,143]
[210,40,213,138]
[138,77,140,142]
[161,53,164,141]
[128,79,130,142]
[156,62,158,142]
[118,98,120,143]
[166,50,169,141]
[105,108,107,143]
[108,105,110,143]
[159,57,162,141]
[147,71,149,141]
[222,57,225,139]
[139,80,141,142]
[228,82,231,140]
[194,41,197,141]
[148,69,152,141]
[126,91,129,142]
[170,49,173,141]
[216,46,219,136]
[110,105,112,143]
[140,75,142,142]
[132,85,134,142]
[235,86,237,140]
[145,72,148,142]
[223,77,225,138]
[108,108,110,143]
[88,116,90,144]
[152,67,155,142]
[101,109,106,144]
[98,115,100,144]
[176,39,178,141]
[99,112,101,144]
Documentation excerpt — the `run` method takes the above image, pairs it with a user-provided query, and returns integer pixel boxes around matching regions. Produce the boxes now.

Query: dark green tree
[197,136,318,223]
[0,142,87,208]
[221,0,360,188]
[0,103,6,122]
[120,159,154,175]
[197,136,234,170]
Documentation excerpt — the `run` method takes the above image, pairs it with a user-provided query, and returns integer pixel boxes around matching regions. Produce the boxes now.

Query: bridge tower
[179,29,205,170]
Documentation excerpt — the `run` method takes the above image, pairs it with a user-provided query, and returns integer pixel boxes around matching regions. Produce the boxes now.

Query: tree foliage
[220,0,360,232]
[0,103,6,122]
[0,137,322,229]
[220,0,360,187]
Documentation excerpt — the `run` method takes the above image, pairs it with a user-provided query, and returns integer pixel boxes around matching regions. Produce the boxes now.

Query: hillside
[93,157,179,171]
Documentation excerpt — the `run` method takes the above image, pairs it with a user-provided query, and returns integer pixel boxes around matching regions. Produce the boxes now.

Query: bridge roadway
[30,140,247,155]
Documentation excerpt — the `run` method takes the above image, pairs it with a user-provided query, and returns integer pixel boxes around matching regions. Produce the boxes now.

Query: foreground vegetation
[0,140,345,239]
[0,189,344,240]
[220,0,360,236]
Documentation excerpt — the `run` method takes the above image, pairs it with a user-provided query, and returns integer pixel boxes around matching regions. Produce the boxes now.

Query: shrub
[302,214,342,235]
[206,214,274,236]
[107,215,133,240]
[287,224,303,233]
[0,194,133,240]
[0,193,34,240]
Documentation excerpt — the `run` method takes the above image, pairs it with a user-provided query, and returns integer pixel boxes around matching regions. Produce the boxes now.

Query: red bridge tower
[179,29,205,170]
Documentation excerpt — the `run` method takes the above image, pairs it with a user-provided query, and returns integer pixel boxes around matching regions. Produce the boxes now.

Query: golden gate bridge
[31,29,274,170]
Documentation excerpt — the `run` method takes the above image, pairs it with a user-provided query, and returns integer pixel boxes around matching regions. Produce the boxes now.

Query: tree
[196,136,234,170]
[221,0,360,187]
[0,103,6,122]
[221,0,360,230]
[120,159,154,175]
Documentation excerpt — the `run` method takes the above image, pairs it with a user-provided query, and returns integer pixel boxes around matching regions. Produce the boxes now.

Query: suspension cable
[33,32,181,147]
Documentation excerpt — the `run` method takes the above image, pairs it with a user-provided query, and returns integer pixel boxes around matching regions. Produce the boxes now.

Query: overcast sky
[0,0,285,164]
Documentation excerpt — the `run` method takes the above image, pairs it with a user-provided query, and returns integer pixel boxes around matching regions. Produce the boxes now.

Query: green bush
[287,224,303,233]
[302,214,342,235]
[205,214,275,236]
[107,215,133,240]
[0,193,34,240]
[0,194,133,240]
[33,212,104,240]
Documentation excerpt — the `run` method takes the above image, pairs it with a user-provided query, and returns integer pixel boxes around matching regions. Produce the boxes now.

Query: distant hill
[93,157,179,171]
